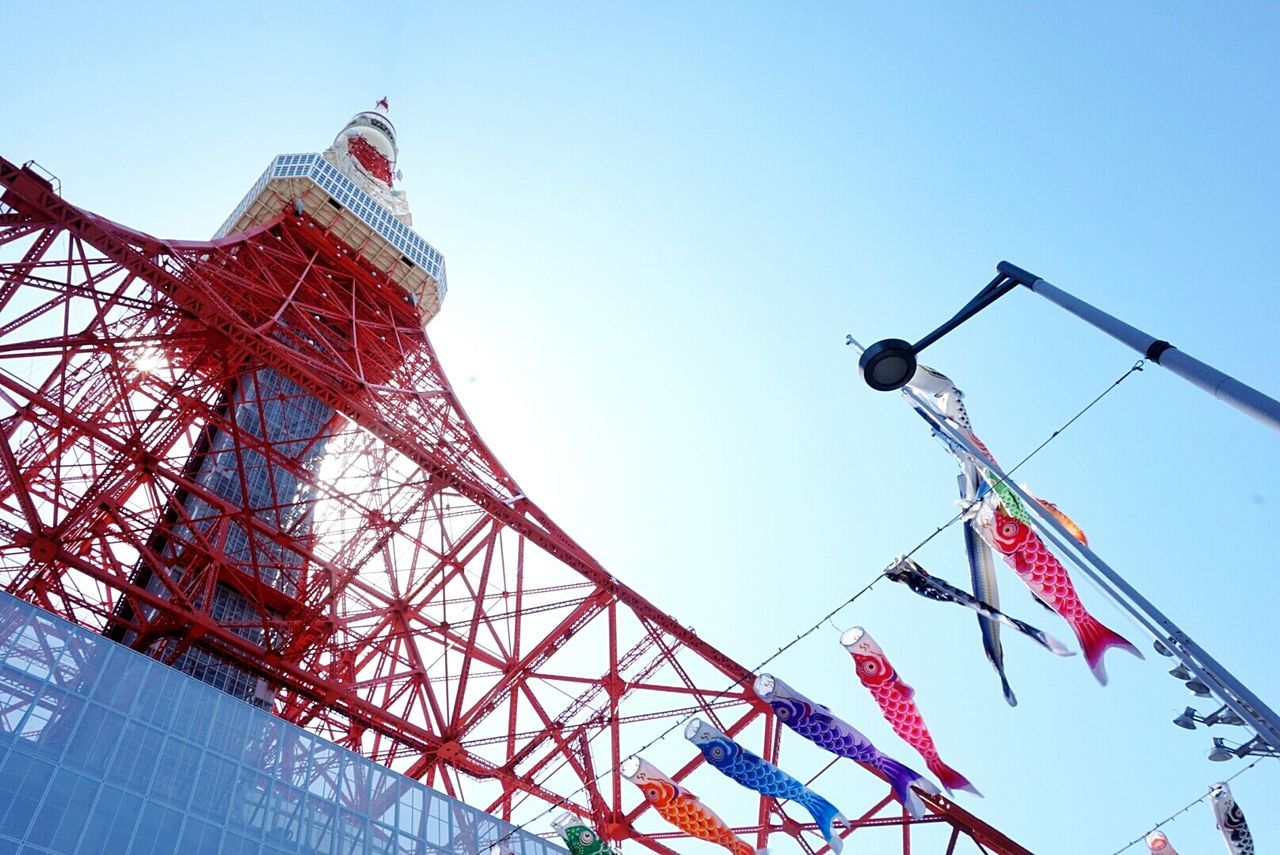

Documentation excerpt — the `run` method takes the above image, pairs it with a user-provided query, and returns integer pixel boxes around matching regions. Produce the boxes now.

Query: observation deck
[216,153,448,327]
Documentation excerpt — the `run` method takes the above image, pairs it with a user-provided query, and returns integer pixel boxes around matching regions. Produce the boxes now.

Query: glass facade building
[0,593,565,855]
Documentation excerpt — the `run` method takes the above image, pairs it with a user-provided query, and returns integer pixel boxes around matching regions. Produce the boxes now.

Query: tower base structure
[0,153,1031,854]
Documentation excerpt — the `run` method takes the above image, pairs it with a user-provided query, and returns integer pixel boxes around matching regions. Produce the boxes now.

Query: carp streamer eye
[777,707,789,719]
[862,660,878,675]
[644,786,658,801]
[579,831,595,845]
[1001,521,1018,537]
[710,745,726,761]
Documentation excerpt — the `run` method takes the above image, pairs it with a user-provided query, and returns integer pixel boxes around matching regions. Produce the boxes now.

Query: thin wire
[1107,758,1264,855]
[496,357,1147,847]
[997,358,1146,483]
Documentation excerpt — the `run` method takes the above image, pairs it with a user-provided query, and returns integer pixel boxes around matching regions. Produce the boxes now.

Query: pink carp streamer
[841,627,979,796]
[982,501,1142,684]
[1145,830,1179,854]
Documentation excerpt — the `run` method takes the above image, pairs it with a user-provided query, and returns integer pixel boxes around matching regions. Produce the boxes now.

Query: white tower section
[323,99,412,225]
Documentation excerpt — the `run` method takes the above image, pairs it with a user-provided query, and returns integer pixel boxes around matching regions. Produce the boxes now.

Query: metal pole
[997,261,1280,433]
[914,394,1280,750]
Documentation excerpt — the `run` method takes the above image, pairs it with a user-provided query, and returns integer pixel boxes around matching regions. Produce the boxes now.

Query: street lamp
[1174,705,1248,730]
[1208,735,1280,762]
[856,261,1280,431]
[1208,738,1236,762]
[857,338,918,391]
[1186,679,1212,698]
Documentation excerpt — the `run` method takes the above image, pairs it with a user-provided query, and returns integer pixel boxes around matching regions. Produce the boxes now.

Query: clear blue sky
[5,2,1278,852]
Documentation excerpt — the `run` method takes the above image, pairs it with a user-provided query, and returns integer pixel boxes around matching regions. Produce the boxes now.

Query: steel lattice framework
[0,156,1030,855]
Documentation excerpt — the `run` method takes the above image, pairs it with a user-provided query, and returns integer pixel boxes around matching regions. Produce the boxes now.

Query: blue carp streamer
[685,717,846,853]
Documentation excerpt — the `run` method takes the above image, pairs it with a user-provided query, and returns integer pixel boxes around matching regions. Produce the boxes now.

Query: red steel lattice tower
[0,106,1030,854]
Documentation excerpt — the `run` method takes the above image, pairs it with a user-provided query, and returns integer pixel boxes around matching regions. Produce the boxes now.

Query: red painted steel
[0,156,1032,854]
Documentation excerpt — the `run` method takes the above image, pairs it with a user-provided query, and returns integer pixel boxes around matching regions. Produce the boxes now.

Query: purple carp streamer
[753,673,938,819]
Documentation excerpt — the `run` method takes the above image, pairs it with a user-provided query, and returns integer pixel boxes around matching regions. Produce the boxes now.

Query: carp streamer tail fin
[1076,614,1144,686]
[877,755,936,820]
[927,757,981,798]
[796,791,846,854]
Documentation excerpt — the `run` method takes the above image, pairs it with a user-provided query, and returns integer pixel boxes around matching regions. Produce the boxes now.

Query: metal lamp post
[857,261,1280,432]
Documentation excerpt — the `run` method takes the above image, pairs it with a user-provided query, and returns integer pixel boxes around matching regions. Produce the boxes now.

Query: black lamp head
[858,338,918,392]
[1207,738,1235,762]
[1186,679,1212,698]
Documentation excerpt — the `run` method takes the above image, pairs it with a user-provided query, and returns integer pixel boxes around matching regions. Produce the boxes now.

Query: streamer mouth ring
[840,626,866,647]
[619,756,641,779]
[753,673,776,700]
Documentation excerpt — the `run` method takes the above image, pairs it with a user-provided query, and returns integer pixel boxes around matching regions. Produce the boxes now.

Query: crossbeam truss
[0,157,1029,854]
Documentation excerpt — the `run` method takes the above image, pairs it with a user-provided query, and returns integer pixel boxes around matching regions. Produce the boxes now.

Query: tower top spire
[375,96,389,114]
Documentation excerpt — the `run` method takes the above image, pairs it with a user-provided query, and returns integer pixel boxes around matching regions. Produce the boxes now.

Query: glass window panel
[167,681,215,744]
[305,742,342,801]
[301,792,339,854]
[206,698,252,758]
[130,665,181,730]
[20,615,73,682]
[88,643,146,714]
[148,736,201,807]
[337,807,369,855]
[395,787,423,837]
[265,780,304,848]
[12,684,83,754]
[106,720,163,793]
[189,753,236,822]
[130,801,183,855]
[82,785,141,853]
[62,703,124,777]
[26,767,97,852]
[220,830,258,855]
[227,766,269,835]
[176,816,223,855]
[0,751,53,838]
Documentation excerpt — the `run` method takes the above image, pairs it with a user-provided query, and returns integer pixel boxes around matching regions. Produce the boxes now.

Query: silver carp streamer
[960,465,1015,705]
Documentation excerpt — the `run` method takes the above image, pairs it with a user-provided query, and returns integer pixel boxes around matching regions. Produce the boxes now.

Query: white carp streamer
[1209,782,1254,855]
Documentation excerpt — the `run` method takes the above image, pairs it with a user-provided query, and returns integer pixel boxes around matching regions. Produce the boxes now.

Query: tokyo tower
[0,103,1029,854]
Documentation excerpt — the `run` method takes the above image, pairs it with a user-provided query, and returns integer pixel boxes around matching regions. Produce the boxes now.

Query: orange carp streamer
[621,756,760,855]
